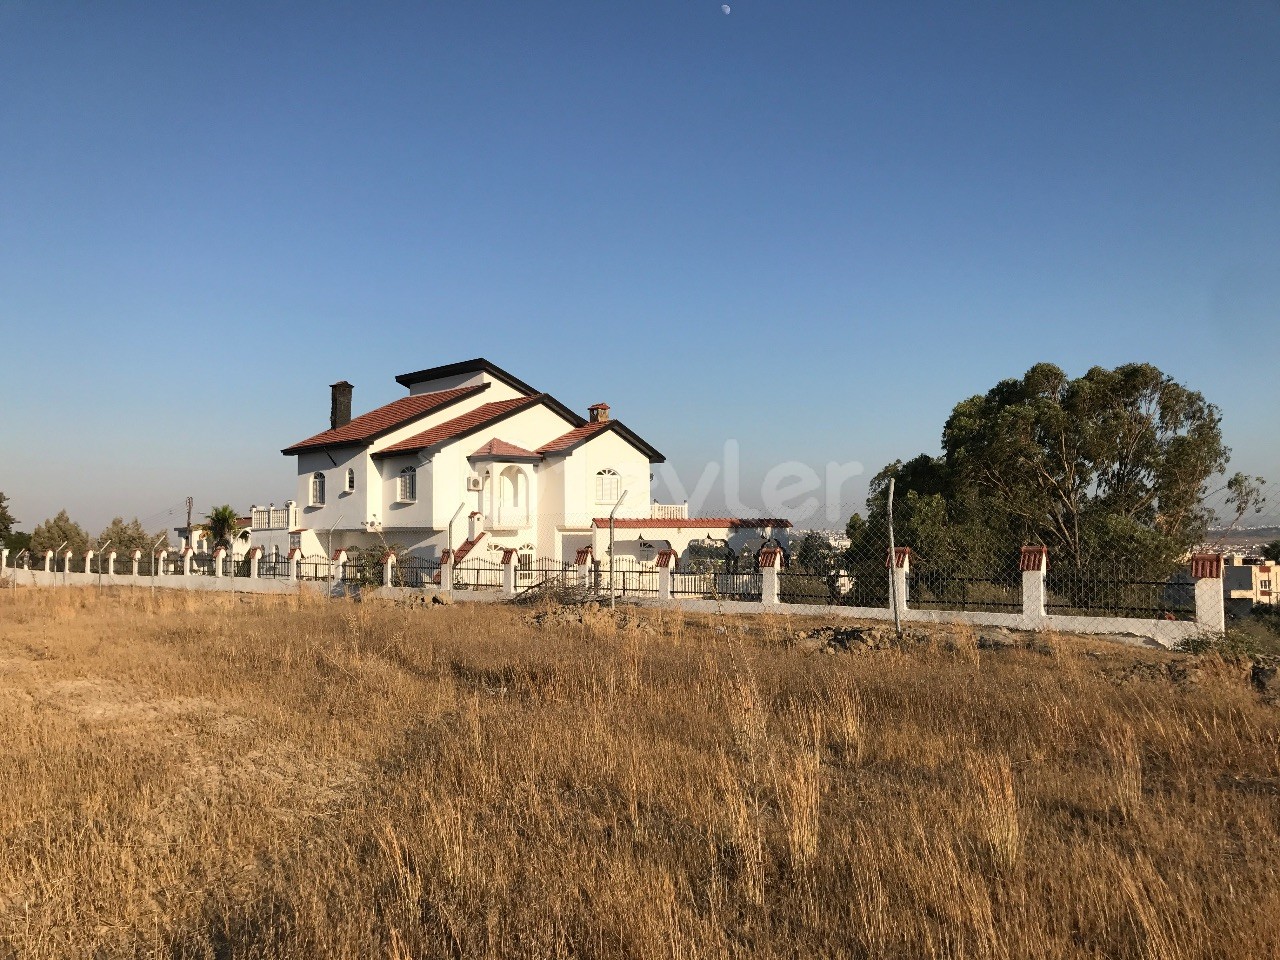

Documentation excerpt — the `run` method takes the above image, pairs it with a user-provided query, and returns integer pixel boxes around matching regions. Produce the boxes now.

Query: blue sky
[2,1,1277,533]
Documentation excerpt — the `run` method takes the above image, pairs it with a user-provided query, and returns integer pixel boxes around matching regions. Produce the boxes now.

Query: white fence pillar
[61,550,73,581]
[42,550,53,572]
[332,549,347,583]
[248,547,262,579]
[131,550,141,576]
[759,546,782,606]
[0,548,7,574]
[286,548,299,581]
[106,551,117,576]
[156,550,168,575]
[656,549,675,602]
[383,551,396,587]
[441,550,455,593]
[181,548,193,576]
[889,547,911,618]
[1020,545,1048,623]
[576,547,593,591]
[501,549,517,598]
[1191,553,1226,635]
[212,547,226,577]
[84,550,95,575]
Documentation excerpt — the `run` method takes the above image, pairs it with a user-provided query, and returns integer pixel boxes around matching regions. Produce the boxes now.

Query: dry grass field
[0,587,1277,959]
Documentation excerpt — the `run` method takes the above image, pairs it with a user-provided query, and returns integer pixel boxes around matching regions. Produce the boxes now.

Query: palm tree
[203,505,248,551]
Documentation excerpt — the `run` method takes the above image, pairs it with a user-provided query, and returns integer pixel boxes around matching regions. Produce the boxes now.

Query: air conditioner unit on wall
[467,475,483,492]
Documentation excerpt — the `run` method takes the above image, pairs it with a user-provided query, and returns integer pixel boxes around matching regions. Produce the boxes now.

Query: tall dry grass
[0,587,1278,958]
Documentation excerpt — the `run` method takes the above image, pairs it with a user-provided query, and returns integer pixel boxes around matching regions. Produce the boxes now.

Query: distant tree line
[0,493,172,558]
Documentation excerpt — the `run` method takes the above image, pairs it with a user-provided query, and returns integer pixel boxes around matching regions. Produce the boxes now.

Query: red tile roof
[469,438,541,460]
[373,396,545,458]
[451,533,486,563]
[591,517,793,529]
[282,384,487,454]
[538,419,665,463]
[537,421,611,455]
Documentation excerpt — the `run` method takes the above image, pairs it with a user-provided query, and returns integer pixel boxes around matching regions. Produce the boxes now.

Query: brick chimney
[588,402,610,423]
[330,381,353,430]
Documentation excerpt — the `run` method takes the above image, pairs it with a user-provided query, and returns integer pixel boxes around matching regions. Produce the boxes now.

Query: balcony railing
[250,503,298,531]
[484,509,531,531]
[651,503,689,520]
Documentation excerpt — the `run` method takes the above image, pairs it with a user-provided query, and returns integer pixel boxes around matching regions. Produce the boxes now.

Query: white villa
[251,359,790,567]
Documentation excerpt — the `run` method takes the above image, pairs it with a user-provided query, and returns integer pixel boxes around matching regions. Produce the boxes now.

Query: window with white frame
[310,471,326,506]
[398,465,417,503]
[595,468,621,503]
[345,468,355,493]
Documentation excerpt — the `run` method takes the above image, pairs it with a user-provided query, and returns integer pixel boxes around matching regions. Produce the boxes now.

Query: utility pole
[609,490,628,610]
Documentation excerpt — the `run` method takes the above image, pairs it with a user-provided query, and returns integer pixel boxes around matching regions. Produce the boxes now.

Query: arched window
[345,468,355,493]
[398,465,417,503]
[310,472,326,506]
[595,468,621,504]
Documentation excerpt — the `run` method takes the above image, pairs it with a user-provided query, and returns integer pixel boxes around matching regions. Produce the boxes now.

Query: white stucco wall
[559,429,653,524]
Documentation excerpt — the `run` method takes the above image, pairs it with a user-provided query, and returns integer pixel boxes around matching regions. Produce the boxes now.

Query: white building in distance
[253,359,790,567]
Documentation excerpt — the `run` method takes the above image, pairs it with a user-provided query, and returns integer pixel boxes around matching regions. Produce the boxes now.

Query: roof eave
[468,454,543,464]
[540,420,665,464]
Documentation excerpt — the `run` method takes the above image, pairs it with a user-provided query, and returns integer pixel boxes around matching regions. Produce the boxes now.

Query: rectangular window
[398,469,417,503]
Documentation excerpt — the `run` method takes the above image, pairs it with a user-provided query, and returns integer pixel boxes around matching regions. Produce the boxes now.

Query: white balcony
[484,508,532,532]
[250,502,299,531]
[651,502,689,520]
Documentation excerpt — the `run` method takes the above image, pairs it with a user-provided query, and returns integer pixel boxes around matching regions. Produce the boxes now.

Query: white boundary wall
[1,546,1225,649]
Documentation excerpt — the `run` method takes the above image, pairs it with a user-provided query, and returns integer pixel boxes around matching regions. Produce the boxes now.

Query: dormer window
[310,472,326,506]
[398,465,417,503]
[595,468,620,504]
[345,468,355,493]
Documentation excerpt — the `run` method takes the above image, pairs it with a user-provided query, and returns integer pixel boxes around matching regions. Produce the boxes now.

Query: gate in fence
[515,558,576,593]
[394,556,441,588]
[454,558,503,590]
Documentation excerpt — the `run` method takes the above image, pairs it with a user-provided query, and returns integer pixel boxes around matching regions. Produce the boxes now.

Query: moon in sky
[722,4,730,13]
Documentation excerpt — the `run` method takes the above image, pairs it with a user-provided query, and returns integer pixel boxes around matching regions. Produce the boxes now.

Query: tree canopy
[30,510,90,557]
[0,492,15,547]
[98,517,170,556]
[201,505,247,550]
[846,363,1265,572]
